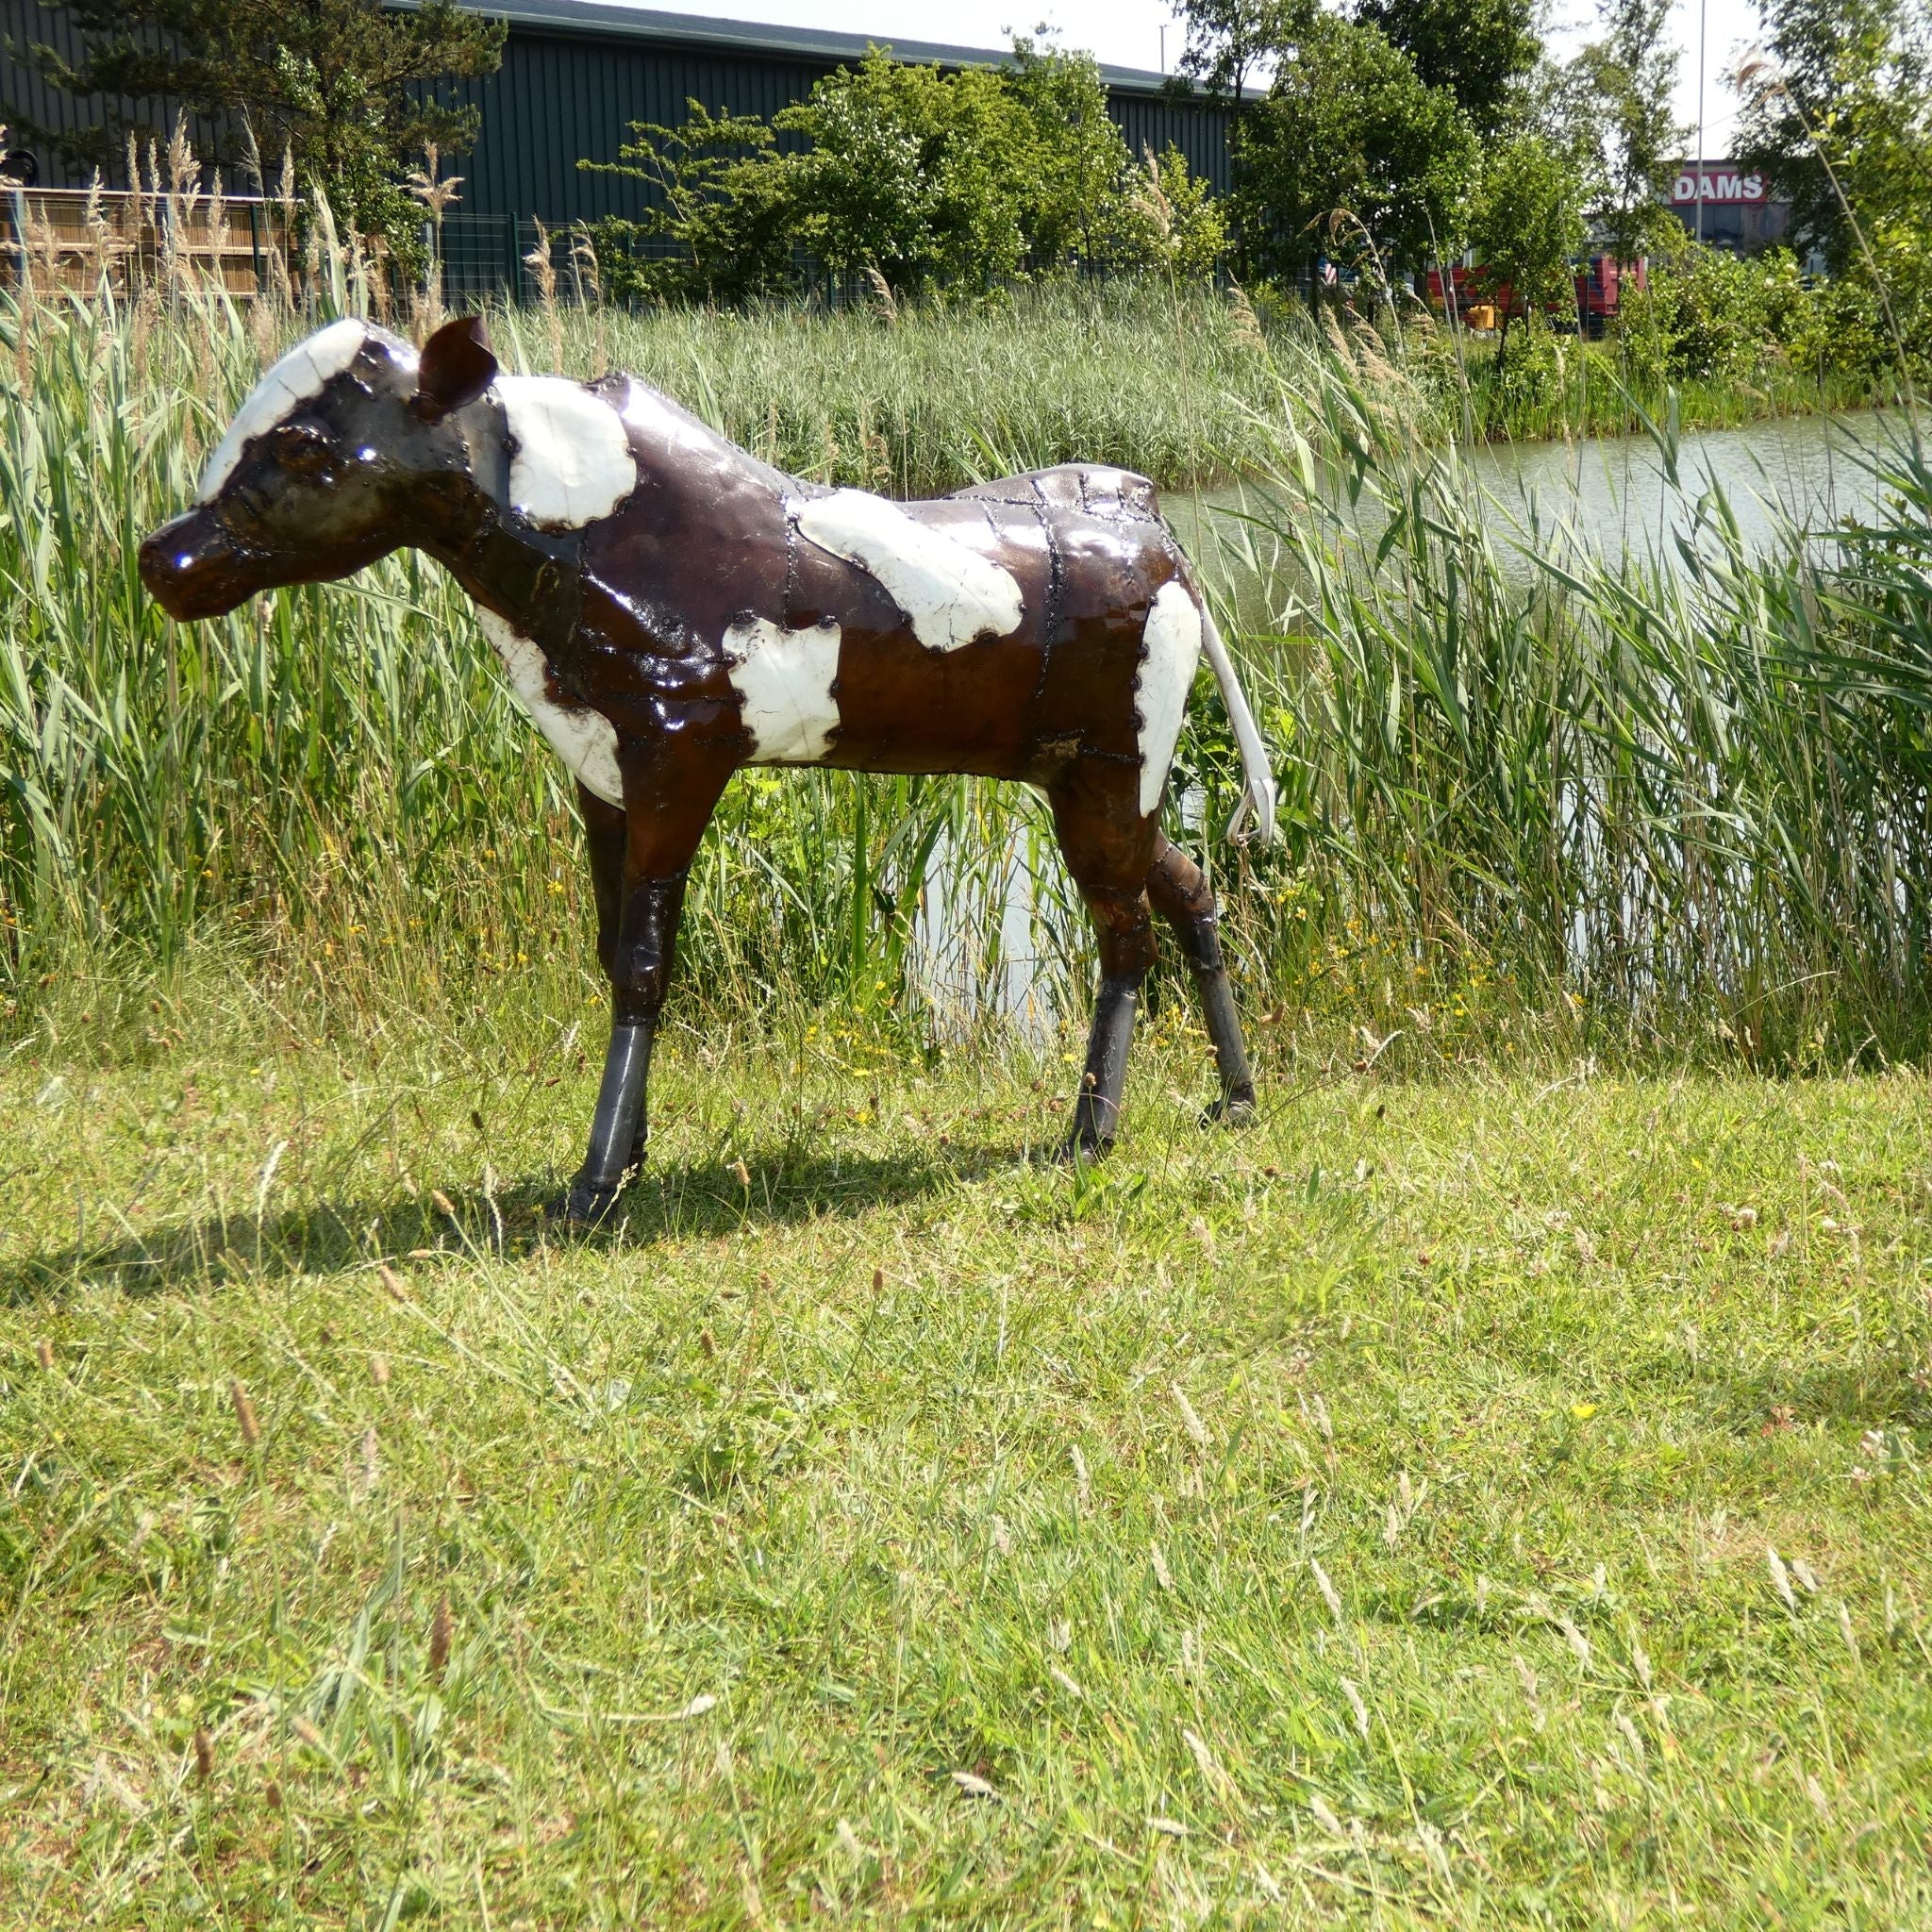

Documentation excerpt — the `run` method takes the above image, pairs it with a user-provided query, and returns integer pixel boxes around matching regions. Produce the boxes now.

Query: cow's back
[949,464,1166,530]
[810,463,1191,781]
[558,425,1191,782]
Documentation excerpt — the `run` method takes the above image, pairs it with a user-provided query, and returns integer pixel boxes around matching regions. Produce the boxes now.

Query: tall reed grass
[469,284,1884,491]
[1,269,1926,1063]
[529,285,1287,494]
[1195,320,1932,1063]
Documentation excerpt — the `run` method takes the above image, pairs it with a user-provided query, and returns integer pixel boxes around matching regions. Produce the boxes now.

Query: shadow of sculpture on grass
[2,1144,989,1306]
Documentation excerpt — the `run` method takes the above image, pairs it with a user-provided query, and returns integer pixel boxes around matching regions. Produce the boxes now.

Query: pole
[1695,0,1707,243]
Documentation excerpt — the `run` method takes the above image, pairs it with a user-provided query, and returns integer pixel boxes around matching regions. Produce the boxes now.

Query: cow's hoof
[1202,1087,1257,1129]
[551,1175,627,1227]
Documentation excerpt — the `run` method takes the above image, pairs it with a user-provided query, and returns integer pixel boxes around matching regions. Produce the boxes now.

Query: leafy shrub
[582,43,1225,303]
[1476,310,1571,418]
[1850,222,1932,370]
[1634,246,1793,382]
[1616,242,1911,389]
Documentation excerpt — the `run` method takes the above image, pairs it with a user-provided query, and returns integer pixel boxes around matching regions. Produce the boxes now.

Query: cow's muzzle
[139,508,260,622]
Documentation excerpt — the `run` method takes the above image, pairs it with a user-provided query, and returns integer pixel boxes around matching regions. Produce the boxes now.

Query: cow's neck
[411,376,789,652]
[419,489,585,656]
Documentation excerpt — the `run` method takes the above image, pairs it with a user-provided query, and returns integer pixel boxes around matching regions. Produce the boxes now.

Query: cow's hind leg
[1047,762,1160,1159]
[562,755,732,1226]
[1146,833,1257,1124]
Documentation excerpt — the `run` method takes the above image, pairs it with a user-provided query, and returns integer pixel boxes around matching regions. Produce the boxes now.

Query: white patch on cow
[724,617,843,763]
[496,376,637,530]
[197,318,367,502]
[1136,580,1203,817]
[792,490,1024,652]
[474,608,624,806]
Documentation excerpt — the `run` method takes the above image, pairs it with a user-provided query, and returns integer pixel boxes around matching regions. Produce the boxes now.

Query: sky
[629,0,1765,155]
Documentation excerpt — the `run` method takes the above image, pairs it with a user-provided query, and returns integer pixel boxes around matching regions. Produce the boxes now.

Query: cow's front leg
[561,758,730,1226]
[565,871,688,1222]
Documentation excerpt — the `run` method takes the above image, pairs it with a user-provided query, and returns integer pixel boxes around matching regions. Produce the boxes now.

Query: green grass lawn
[4,1006,1930,1927]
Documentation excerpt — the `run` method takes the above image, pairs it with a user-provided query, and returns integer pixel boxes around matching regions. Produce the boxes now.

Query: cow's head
[140,315,500,622]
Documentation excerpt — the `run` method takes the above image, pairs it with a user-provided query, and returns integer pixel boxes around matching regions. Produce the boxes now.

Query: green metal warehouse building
[1,0,1228,286]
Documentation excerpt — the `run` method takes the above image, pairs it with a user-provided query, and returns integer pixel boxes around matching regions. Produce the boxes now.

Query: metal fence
[434,213,523,303]
[428,212,858,308]
[430,214,634,305]
[4,198,1193,310]
[428,214,1047,310]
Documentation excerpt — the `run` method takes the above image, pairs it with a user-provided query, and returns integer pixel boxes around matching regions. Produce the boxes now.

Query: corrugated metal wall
[1109,92,1227,199]
[439,32,837,225]
[0,0,1229,218]
[0,2,224,187]
[444,32,1230,227]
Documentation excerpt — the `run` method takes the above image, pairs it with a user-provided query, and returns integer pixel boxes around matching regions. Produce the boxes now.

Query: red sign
[1672,165,1766,206]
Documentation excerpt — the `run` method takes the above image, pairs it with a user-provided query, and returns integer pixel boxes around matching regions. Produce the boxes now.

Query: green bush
[1849,221,1932,369]
[1783,269,1893,378]
[1617,242,1907,389]
[582,43,1224,303]
[1630,246,1792,383]
[1474,310,1571,418]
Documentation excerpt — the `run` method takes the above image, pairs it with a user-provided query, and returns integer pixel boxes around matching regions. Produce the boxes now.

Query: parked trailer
[1425,255,1648,337]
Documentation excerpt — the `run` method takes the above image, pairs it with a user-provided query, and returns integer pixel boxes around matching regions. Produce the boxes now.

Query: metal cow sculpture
[140,316,1277,1223]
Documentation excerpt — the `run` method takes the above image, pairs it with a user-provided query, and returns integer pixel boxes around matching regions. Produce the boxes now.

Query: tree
[577,105,798,304]
[1563,0,1689,262]
[1354,0,1541,137]
[1231,11,1478,285]
[4,0,502,255]
[1119,144,1228,278]
[590,51,1036,299]
[1735,0,1932,275]
[1008,36,1135,266]
[1007,41,1224,274]
[1465,130,1590,351]
[778,52,1036,291]
[1172,0,1291,136]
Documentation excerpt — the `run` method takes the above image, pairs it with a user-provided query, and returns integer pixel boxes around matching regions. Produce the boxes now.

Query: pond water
[1468,406,1909,561]
[1170,404,1922,607]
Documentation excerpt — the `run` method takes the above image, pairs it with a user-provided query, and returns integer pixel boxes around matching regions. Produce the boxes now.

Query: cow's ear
[413,315,497,422]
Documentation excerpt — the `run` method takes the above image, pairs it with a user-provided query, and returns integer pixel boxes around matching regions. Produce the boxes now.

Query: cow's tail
[1197,601,1278,844]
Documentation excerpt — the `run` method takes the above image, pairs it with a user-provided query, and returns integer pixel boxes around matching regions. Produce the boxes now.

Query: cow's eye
[274,422,335,477]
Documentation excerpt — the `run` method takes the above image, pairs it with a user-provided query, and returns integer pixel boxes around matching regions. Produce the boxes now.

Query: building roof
[452,0,1184,95]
